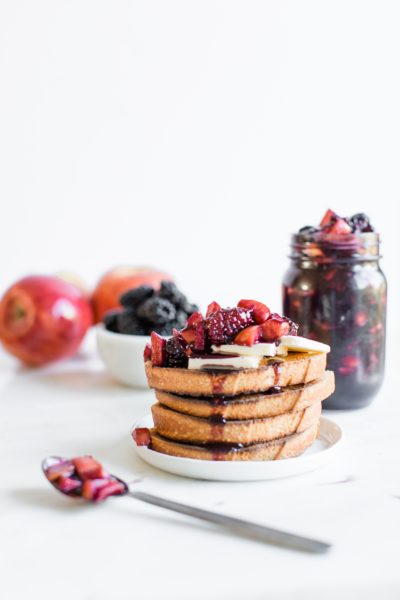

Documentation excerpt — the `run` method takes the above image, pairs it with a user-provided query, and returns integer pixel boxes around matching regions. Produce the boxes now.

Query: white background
[0,1,399,314]
[1,2,400,600]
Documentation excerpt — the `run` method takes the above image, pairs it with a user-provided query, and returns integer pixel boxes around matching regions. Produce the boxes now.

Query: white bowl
[96,324,150,388]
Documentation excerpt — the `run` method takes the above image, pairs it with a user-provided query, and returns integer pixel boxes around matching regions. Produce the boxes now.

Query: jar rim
[289,231,381,263]
[291,231,379,246]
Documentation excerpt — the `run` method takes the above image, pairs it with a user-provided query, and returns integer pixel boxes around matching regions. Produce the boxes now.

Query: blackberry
[298,225,318,237]
[172,310,189,329]
[103,310,120,333]
[158,281,188,309]
[348,213,374,233]
[287,318,299,336]
[137,297,176,324]
[165,337,188,368]
[182,302,199,315]
[117,310,148,335]
[119,285,154,308]
[151,323,175,336]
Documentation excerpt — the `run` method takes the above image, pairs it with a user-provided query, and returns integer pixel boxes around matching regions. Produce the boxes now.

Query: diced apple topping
[143,343,152,362]
[237,299,270,324]
[150,331,167,366]
[186,311,204,328]
[132,427,151,447]
[146,299,299,367]
[82,478,110,500]
[44,455,127,502]
[57,476,82,494]
[72,456,105,480]
[206,301,222,317]
[260,315,291,341]
[234,325,261,346]
[180,328,196,344]
[96,481,126,502]
[319,208,336,228]
[44,460,75,482]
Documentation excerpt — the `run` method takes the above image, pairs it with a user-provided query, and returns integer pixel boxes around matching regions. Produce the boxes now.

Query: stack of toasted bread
[144,352,334,461]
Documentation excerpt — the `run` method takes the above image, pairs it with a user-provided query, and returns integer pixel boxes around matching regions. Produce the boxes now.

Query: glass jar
[282,231,387,410]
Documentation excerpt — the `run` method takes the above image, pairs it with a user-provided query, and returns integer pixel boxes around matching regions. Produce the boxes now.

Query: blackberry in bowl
[283,209,386,410]
[96,282,198,387]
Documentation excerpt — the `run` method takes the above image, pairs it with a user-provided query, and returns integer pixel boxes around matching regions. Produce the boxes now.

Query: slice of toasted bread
[145,352,327,397]
[148,423,319,461]
[155,371,334,419]
[151,401,321,444]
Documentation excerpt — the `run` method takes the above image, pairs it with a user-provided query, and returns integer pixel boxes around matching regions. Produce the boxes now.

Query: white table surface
[2,332,400,600]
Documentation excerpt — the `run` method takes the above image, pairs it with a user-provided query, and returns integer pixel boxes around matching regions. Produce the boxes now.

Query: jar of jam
[282,210,387,410]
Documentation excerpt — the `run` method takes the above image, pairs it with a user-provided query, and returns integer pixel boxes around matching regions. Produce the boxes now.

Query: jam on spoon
[42,456,127,502]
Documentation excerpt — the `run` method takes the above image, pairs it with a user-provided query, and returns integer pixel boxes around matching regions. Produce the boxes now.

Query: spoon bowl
[42,455,128,501]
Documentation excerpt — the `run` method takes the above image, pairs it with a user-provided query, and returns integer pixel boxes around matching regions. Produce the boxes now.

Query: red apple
[91,266,172,322]
[0,275,93,366]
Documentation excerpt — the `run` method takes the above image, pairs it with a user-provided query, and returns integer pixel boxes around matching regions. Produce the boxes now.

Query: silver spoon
[42,455,331,554]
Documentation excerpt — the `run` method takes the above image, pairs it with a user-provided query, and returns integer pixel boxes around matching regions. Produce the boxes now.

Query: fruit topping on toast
[145,300,330,369]
[132,427,152,446]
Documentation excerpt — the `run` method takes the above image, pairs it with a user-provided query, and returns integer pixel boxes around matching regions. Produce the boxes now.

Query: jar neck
[289,232,381,265]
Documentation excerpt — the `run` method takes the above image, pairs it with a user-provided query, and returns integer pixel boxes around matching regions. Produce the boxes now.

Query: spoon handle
[129,490,330,554]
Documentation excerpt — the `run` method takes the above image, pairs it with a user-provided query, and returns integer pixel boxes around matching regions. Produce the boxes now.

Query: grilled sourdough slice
[148,423,319,461]
[155,371,334,419]
[151,401,321,445]
[145,352,327,397]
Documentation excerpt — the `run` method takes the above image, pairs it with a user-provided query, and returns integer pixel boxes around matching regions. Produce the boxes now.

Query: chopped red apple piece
[95,480,126,502]
[150,331,167,366]
[72,456,106,480]
[45,460,75,482]
[194,322,206,351]
[206,301,221,317]
[319,209,337,227]
[143,343,152,362]
[324,217,352,235]
[260,315,291,342]
[82,478,110,500]
[57,476,82,494]
[186,311,204,328]
[234,325,261,346]
[237,299,270,324]
[181,328,196,344]
[132,427,151,446]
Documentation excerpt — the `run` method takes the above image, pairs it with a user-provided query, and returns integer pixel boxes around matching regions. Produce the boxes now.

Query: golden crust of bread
[145,352,327,397]
[155,371,334,419]
[148,423,319,461]
[151,401,321,444]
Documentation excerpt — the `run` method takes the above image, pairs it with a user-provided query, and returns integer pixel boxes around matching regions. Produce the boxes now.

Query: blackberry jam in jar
[283,210,387,410]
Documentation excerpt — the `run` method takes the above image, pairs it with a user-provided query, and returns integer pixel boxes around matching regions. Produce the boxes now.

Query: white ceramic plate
[132,416,343,481]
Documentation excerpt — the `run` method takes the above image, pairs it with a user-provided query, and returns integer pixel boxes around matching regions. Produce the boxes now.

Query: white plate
[132,417,343,481]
